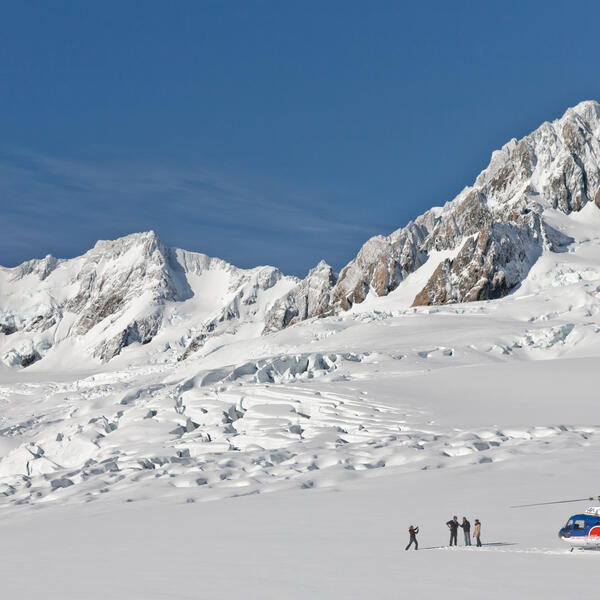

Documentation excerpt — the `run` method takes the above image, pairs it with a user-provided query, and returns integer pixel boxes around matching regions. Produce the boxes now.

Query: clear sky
[1,0,600,276]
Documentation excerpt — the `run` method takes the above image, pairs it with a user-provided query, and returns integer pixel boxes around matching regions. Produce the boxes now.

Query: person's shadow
[483,542,516,547]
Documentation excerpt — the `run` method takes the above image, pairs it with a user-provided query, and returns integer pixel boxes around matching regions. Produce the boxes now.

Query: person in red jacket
[405,525,419,550]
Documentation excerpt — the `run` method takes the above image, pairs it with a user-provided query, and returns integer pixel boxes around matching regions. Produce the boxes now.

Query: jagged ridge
[266,100,600,327]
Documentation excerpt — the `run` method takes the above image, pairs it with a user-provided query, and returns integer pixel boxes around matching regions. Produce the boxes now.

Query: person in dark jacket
[473,519,482,547]
[460,516,471,546]
[405,525,419,550]
[446,516,459,546]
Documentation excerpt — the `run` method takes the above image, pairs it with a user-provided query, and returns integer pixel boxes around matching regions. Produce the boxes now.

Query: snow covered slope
[1,221,599,507]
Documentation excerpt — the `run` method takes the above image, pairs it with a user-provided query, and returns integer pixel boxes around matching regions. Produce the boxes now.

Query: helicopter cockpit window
[565,519,573,530]
[573,520,585,530]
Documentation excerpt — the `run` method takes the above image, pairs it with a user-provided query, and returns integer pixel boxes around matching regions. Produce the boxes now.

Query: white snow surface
[0,206,599,598]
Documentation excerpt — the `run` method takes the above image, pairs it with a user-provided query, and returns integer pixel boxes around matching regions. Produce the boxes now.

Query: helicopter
[511,495,600,551]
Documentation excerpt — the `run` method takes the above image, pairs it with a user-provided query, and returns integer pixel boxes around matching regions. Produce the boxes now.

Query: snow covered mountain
[3,101,599,369]
[266,99,600,327]
[0,231,296,369]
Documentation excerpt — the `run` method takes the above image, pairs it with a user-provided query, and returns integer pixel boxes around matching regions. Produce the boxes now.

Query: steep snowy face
[179,256,294,359]
[0,231,175,366]
[67,232,190,361]
[268,100,600,325]
[0,232,295,368]
[67,232,184,334]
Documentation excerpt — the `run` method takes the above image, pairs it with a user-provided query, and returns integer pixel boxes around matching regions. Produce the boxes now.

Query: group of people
[446,515,481,547]
[405,516,482,550]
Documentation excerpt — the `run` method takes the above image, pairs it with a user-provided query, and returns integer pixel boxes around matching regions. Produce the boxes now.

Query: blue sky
[1,1,600,276]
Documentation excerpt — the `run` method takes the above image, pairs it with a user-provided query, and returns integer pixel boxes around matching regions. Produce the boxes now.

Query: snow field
[1,446,598,600]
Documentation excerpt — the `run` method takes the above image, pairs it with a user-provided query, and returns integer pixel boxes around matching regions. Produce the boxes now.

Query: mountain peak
[264,99,600,328]
[90,230,165,258]
[565,98,600,118]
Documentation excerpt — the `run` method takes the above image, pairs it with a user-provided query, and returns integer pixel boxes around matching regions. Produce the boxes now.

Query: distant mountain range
[2,100,600,369]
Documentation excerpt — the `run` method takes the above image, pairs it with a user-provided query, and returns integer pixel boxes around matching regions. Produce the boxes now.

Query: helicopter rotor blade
[510,496,600,508]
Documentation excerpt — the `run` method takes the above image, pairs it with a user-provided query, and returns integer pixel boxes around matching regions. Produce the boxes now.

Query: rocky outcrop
[9,255,60,282]
[330,222,428,310]
[422,190,492,252]
[19,351,41,368]
[24,313,58,333]
[93,312,162,362]
[263,261,336,332]
[412,215,544,306]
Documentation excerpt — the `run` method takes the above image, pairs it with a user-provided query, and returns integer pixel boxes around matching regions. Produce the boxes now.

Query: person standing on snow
[460,516,471,546]
[473,519,482,547]
[405,525,419,550]
[446,516,459,546]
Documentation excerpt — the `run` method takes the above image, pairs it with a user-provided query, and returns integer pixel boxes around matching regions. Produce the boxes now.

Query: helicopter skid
[561,536,600,549]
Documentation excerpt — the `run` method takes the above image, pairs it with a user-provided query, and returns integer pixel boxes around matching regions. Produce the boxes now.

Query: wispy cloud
[0,150,377,274]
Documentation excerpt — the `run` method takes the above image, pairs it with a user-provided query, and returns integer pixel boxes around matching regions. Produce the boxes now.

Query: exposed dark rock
[412,216,543,306]
[25,314,57,333]
[50,477,74,490]
[20,351,41,368]
[93,313,162,362]
[181,331,209,361]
